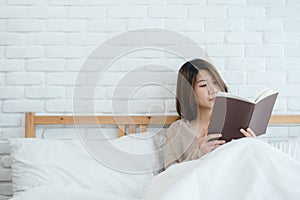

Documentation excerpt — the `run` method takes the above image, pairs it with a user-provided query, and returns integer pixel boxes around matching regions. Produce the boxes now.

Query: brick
[107,6,147,18]
[26,33,65,45]
[245,19,283,31]
[289,126,300,137]
[220,72,246,84]
[1,156,12,168]
[165,99,176,112]
[126,100,165,114]
[0,6,26,18]
[185,32,223,44]
[66,33,107,45]
[206,45,244,57]
[88,20,127,32]
[245,45,283,57]
[272,84,300,97]
[167,0,206,4]
[264,32,299,44]
[188,6,226,18]
[65,59,85,71]
[3,100,44,113]
[46,72,79,85]
[247,0,284,4]
[6,46,45,59]
[127,19,165,30]
[225,32,262,44]
[101,71,165,86]
[0,169,11,181]
[67,6,105,18]
[49,0,87,5]
[47,19,86,32]
[1,128,24,140]
[286,0,300,3]
[129,0,166,4]
[266,58,300,70]
[288,99,300,111]
[45,100,73,112]
[6,72,45,85]
[6,0,41,6]
[6,19,46,32]
[285,19,300,31]
[46,46,85,58]
[0,74,4,86]
[207,0,245,4]
[228,6,265,18]
[27,59,65,71]
[247,71,286,84]
[165,19,204,32]
[27,6,66,18]
[225,58,265,71]
[0,47,4,58]
[0,115,21,126]
[0,34,25,45]
[26,86,66,98]
[205,20,243,31]
[285,45,300,57]
[148,6,187,18]
[266,6,300,17]
[0,87,23,99]
[0,60,25,71]
[0,20,4,31]
[6,0,39,5]
[288,71,300,83]
[0,183,13,196]
[89,0,127,5]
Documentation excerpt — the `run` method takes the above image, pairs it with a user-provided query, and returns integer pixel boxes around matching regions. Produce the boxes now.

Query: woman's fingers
[206,133,222,141]
[240,128,257,137]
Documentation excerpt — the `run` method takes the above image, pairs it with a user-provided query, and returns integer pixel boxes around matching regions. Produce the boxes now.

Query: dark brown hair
[176,59,228,120]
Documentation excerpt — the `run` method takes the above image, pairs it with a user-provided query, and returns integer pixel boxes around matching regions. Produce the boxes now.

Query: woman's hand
[240,128,256,138]
[198,128,226,155]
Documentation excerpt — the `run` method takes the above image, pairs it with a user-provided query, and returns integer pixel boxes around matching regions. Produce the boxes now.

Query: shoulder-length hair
[176,59,228,121]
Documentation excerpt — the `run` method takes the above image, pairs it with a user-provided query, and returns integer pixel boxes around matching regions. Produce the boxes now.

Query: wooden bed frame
[25,112,300,138]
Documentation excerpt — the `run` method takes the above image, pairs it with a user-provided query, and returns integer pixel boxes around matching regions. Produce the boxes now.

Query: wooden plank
[139,124,147,133]
[269,115,300,124]
[128,125,136,134]
[25,112,35,138]
[118,125,126,138]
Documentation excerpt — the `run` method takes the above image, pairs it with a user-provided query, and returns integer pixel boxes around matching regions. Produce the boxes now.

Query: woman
[164,58,256,169]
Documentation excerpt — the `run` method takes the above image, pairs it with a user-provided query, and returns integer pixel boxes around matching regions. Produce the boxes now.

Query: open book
[208,88,278,142]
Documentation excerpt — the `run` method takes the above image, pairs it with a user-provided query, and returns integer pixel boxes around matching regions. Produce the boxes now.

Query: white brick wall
[1,1,300,198]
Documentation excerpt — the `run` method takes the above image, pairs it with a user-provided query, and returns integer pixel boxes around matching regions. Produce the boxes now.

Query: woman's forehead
[197,69,213,80]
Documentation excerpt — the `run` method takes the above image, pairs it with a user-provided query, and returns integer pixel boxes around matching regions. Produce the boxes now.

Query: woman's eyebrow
[196,79,207,83]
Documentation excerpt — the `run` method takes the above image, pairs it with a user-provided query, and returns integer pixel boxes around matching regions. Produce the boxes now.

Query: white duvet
[10,138,300,200]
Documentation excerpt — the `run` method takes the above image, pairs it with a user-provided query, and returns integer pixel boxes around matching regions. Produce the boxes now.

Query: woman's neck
[189,108,211,131]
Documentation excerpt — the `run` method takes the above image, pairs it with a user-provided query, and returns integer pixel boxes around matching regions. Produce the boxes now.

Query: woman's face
[194,69,221,110]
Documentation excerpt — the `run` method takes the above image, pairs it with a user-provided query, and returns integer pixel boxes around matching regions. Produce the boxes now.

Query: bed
[8,113,300,200]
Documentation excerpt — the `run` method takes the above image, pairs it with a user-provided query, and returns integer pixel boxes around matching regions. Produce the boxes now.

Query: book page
[254,88,278,103]
[217,92,254,104]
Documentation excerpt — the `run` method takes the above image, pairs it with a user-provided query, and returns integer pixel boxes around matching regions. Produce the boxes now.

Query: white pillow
[9,131,158,198]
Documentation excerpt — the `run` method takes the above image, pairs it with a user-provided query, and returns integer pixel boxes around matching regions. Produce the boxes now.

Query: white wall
[1,0,300,198]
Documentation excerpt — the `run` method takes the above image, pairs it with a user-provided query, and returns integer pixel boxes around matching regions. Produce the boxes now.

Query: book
[207,88,279,142]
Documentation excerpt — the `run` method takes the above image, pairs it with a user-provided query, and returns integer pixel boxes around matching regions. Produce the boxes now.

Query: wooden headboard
[25,112,300,138]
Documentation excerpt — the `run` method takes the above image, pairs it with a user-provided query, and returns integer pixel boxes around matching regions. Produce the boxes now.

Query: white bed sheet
[10,138,300,200]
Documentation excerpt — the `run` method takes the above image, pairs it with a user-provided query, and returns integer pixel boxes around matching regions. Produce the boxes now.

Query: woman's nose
[208,83,217,94]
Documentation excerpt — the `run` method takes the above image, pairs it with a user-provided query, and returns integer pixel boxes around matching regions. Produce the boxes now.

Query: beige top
[163,119,203,169]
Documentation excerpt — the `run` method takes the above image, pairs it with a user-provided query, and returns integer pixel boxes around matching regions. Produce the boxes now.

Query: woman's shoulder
[167,119,190,134]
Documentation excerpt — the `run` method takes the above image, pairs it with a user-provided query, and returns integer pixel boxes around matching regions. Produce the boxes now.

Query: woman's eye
[199,84,207,88]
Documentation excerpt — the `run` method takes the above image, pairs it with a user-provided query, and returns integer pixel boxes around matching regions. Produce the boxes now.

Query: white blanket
[10,138,300,200]
[142,138,300,200]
